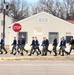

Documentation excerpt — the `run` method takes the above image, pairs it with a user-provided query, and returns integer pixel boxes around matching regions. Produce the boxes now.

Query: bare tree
[0,0,4,13]
[1,0,74,20]
[31,0,74,20]
[62,0,74,19]
[0,0,29,22]
[40,0,55,14]
[7,0,29,22]
[31,5,44,15]
[31,0,54,15]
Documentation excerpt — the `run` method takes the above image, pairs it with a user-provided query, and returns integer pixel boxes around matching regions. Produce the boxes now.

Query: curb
[0,56,74,61]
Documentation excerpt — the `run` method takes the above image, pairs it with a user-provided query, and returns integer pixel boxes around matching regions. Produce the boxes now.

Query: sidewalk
[0,53,74,61]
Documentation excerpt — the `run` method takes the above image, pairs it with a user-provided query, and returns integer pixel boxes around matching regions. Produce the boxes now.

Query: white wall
[8,12,74,51]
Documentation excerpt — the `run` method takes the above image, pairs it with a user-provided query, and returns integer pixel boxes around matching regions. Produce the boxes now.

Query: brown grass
[0,56,74,61]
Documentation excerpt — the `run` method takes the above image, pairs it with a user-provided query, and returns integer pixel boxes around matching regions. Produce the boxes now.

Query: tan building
[0,13,12,47]
[8,12,74,51]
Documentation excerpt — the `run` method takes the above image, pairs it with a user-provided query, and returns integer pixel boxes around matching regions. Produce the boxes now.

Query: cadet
[10,37,17,54]
[52,36,57,56]
[41,37,47,56]
[0,36,7,54]
[32,37,41,55]
[0,37,3,54]
[20,35,28,56]
[13,37,21,55]
[69,36,74,55]
[58,38,62,55]
[61,37,69,56]
[45,38,51,56]
[0,44,3,54]
[29,37,39,56]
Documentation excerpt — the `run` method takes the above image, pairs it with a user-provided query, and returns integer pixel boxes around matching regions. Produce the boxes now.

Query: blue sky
[7,0,63,5]
[6,0,39,5]
[26,0,63,4]
[27,0,38,4]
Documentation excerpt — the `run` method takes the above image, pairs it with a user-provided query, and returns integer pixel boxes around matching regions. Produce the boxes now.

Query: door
[66,36,73,43]
[49,32,59,44]
[18,32,28,43]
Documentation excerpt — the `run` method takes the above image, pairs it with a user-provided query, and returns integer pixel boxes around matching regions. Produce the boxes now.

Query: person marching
[69,36,74,55]
[32,37,41,55]
[10,37,17,54]
[41,37,47,56]
[45,38,51,56]
[52,36,58,56]
[13,37,21,55]
[20,35,28,56]
[61,37,69,56]
[0,37,3,54]
[0,36,7,54]
[29,37,39,56]
[58,38,62,55]
[0,44,2,54]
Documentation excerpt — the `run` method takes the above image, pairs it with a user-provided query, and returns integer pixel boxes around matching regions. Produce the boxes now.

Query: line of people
[10,35,28,56]
[54,36,74,56]
[10,36,74,56]
[0,35,74,56]
[28,37,51,56]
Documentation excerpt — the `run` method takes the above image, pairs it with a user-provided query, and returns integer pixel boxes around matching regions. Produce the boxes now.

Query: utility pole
[3,0,5,38]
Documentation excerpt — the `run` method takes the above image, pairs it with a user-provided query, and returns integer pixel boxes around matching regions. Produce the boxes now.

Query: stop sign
[12,23,22,32]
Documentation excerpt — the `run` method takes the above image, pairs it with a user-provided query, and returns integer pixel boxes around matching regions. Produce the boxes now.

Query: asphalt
[0,60,74,75]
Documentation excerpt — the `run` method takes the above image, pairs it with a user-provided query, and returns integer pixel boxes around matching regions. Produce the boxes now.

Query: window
[1,33,3,37]
[0,20,3,26]
[39,18,48,23]
[49,32,59,44]
[34,27,42,35]
[66,36,73,43]
[18,32,28,43]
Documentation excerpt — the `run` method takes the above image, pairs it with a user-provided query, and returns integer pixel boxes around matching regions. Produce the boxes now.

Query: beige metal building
[8,12,74,50]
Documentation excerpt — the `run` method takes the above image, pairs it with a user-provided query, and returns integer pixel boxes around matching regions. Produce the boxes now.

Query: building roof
[66,20,74,24]
[8,12,74,27]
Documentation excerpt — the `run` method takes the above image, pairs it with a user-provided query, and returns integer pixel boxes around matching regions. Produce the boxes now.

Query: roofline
[8,12,46,27]
[8,11,74,27]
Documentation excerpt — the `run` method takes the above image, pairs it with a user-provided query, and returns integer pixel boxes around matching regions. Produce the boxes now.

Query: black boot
[1,51,3,54]
[26,50,28,54]
[24,49,28,54]
[54,54,57,56]
[10,51,13,54]
[61,54,64,56]
[39,51,41,54]
[48,50,51,54]
[18,51,20,54]
[13,53,16,55]
[41,54,44,56]
[37,53,39,56]
[21,53,24,56]
[5,51,8,54]
[28,54,31,56]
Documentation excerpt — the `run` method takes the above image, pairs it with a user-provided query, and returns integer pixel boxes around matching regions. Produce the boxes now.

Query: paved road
[0,60,74,75]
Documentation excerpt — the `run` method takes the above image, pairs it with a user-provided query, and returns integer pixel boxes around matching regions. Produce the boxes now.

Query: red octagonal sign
[12,23,22,32]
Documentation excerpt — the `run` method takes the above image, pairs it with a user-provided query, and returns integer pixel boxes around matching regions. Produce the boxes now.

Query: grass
[0,55,74,61]
[0,49,74,61]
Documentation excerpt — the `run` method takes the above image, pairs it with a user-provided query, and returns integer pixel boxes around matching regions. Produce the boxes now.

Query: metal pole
[3,0,5,38]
